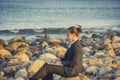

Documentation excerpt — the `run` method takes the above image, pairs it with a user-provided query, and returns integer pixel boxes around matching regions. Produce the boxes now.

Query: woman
[30,25,83,80]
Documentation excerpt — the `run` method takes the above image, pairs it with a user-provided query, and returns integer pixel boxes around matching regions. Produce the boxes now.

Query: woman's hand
[51,59,62,65]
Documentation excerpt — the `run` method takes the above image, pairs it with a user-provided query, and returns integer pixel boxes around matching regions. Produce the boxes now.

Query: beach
[0,27,120,80]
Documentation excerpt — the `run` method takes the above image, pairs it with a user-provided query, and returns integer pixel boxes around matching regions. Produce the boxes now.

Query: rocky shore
[0,28,120,80]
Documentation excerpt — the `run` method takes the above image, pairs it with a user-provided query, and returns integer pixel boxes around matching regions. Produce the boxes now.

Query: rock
[89,58,103,66]
[106,44,115,57]
[17,54,29,64]
[9,53,29,64]
[104,39,111,44]
[15,77,24,80]
[86,66,97,74]
[116,60,120,66]
[15,68,28,78]
[41,41,49,48]
[94,51,105,58]
[9,42,28,51]
[44,47,55,54]
[83,63,88,69]
[28,60,45,77]
[0,49,12,59]
[49,38,60,43]
[53,46,67,58]
[81,36,91,46]
[21,62,31,68]
[39,53,57,64]
[30,46,41,55]
[100,73,112,79]
[104,57,113,64]
[0,71,4,78]
[7,78,15,80]
[92,34,100,38]
[108,63,119,68]
[10,36,25,42]
[3,66,17,77]
[98,66,112,75]
[82,47,91,53]
[60,76,80,80]
[0,77,7,80]
[0,39,8,47]
[112,43,120,50]
[103,29,117,40]
[112,36,120,43]
[26,51,33,58]
[79,74,90,80]
[116,69,120,77]
[116,77,120,80]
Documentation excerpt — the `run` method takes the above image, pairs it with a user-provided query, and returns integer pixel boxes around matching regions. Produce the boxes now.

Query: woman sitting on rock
[30,25,83,80]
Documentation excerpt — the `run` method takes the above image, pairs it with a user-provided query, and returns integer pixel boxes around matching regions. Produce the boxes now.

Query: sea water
[0,0,120,41]
[0,0,120,29]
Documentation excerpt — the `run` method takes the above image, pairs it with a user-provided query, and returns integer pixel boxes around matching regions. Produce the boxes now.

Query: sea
[0,0,120,41]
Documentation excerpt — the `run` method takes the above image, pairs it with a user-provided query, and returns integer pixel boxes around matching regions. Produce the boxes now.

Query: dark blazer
[61,40,83,77]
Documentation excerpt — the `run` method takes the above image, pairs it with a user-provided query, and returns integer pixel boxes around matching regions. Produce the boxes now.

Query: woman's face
[66,30,74,42]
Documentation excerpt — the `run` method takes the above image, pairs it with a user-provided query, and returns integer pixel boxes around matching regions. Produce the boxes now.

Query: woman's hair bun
[77,25,82,32]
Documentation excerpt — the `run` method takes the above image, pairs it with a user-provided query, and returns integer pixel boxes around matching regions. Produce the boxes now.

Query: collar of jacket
[68,38,78,48]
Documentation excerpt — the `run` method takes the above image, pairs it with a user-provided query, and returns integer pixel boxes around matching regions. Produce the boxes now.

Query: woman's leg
[30,63,66,80]
[30,63,48,80]
[43,73,53,80]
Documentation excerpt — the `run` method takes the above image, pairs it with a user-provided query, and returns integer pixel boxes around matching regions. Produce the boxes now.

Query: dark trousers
[30,63,79,80]
[30,63,65,80]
